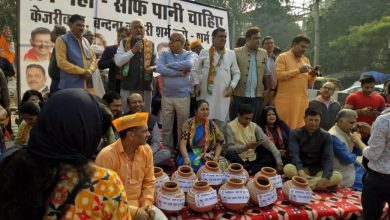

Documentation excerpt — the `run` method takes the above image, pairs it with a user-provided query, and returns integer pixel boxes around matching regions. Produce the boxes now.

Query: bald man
[156,32,198,151]
[309,82,341,130]
[127,93,171,166]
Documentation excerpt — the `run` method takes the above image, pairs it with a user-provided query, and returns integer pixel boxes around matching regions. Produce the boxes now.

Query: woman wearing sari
[176,99,225,172]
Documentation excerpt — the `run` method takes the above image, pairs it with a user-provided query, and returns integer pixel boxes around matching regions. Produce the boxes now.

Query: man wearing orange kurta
[96,112,167,220]
[274,35,317,129]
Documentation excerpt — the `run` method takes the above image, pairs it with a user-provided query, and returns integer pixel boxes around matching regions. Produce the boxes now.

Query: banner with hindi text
[18,0,229,99]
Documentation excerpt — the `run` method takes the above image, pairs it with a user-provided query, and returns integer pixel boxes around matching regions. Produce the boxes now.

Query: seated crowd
[2,15,389,219]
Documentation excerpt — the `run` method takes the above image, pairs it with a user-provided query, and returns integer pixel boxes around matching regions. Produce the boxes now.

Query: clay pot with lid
[154,167,169,190]
[187,181,218,213]
[218,177,250,211]
[171,165,198,193]
[282,176,312,205]
[246,175,277,207]
[155,181,185,214]
[224,163,249,183]
[197,161,224,187]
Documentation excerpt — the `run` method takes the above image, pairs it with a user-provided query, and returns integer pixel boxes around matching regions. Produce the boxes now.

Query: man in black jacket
[98,27,129,93]
[48,25,66,94]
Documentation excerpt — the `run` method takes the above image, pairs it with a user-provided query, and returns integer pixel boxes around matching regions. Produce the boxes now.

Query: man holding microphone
[115,19,157,113]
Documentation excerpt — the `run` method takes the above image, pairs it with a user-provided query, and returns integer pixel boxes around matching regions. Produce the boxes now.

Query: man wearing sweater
[156,32,198,150]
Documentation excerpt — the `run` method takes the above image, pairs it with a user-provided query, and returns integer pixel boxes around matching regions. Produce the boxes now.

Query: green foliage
[306,0,390,73]
[194,0,258,45]
[328,16,390,73]
[0,0,16,32]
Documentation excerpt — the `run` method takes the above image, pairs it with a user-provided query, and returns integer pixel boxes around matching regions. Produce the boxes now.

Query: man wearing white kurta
[192,27,240,132]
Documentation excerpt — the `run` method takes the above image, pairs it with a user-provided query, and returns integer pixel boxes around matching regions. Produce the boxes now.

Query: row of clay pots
[155,162,280,190]
[154,163,313,214]
[155,176,312,214]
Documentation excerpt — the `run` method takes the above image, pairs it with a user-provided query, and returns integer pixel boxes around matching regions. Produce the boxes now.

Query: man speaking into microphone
[115,19,157,113]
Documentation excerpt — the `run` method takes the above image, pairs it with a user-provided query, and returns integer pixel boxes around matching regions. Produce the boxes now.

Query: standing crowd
[0,13,389,220]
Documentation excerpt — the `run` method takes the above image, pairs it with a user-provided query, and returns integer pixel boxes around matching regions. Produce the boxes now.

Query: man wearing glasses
[309,82,341,130]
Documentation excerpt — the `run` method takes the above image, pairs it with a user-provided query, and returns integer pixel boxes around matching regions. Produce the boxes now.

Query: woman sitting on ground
[0,89,130,220]
[177,99,225,172]
[14,101,40,145]
[258,106,291,164]
[21,89,44,107]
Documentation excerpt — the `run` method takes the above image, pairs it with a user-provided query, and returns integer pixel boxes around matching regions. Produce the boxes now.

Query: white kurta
[191,48,240,122]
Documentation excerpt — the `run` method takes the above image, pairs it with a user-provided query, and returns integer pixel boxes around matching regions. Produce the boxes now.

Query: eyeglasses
[321,87,334,91]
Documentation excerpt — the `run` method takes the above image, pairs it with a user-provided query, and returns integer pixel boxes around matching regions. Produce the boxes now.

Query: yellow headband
[112,112,148,132]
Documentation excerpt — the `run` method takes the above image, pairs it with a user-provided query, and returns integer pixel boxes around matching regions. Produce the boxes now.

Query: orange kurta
[95,139,155,218]
[274,50,315,129]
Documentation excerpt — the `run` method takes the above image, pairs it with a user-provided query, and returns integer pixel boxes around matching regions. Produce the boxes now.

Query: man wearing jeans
[156,32,198,150]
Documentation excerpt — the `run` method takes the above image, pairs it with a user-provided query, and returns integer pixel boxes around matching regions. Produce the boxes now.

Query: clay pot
[197,161,224,187]
[154,167,169,190]
[255,167,282,188]
[171,165,198,193]
[282,176,312,205]
[187,181,218,213]
[224,163,249,183]
[246,175,277,207]
[218,178,250,211]
[155,181,185,214]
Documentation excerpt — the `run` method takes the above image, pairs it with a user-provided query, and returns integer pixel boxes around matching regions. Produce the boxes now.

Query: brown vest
[233,46,268,97]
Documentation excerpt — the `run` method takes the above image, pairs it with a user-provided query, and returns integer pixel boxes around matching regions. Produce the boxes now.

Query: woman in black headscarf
[0,89,131,220]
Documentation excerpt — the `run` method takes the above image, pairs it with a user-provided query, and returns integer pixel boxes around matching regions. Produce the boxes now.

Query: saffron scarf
[265,126,284,150]
[189,117,210,166]
[207,47,225,95]
[121,36,153,80]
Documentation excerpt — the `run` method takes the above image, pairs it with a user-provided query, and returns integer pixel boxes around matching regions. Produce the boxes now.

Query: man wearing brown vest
[231,27,271,122]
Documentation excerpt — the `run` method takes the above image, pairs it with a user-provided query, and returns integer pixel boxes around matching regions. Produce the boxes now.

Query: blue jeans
[230,96,263,122]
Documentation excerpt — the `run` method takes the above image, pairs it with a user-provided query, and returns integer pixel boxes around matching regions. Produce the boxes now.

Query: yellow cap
[189,38,202,50]
[112,112,148,132]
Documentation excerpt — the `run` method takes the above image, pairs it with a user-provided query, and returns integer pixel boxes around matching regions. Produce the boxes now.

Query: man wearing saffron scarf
[96,112,167,220]
[114,19,157,113]
[192,27,240,132]
[55,14,97,94]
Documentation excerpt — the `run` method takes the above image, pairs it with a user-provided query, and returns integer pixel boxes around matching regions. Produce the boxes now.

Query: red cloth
[166,187,388,220]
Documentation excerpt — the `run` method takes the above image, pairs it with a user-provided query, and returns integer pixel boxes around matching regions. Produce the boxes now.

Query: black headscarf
[27,89,103,164]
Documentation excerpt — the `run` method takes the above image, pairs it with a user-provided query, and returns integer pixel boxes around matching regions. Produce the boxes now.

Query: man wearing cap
[127,93,171,166]
[96,112,167,220]
[189,38,203,55]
